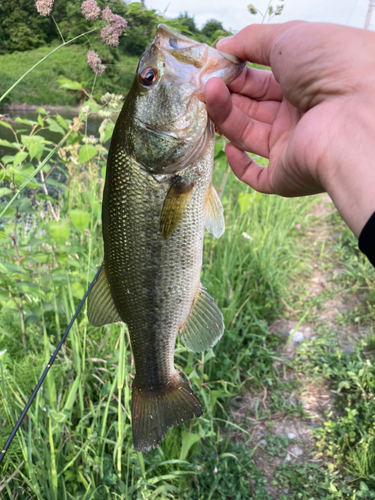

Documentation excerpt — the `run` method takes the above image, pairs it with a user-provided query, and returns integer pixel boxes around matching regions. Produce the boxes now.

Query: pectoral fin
[87,264,122,327]
[160,176,194,240]
[179,284,224,353]
[205,183,225,238]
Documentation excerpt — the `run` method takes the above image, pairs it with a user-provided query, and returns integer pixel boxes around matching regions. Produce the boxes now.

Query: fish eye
[139,67,158,87]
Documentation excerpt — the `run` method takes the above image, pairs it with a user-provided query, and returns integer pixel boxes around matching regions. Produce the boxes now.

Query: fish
[87,24,245,452]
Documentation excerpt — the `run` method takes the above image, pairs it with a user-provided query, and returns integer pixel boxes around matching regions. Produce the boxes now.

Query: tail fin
[132,372,203,452]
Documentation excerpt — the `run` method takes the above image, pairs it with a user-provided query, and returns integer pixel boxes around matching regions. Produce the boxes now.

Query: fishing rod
[0,262,104,465]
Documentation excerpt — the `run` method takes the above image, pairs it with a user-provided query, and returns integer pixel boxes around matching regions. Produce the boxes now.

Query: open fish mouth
[154,24,246,99]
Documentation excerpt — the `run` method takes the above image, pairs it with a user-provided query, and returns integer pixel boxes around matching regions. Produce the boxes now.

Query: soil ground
[232,195,369,497]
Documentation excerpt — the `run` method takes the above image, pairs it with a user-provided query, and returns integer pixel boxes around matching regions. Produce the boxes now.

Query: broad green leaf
[210,389,223,410]
[102,121,115,143]
[214,150,226,161]
[79,145,97,163]
[30,252,51,263]
[28,142,39,160]
[57,78,83,90]
[21,134,51,146]
[14,117,36,126]
[56,115,68,130]
[42,163,51,173]
[56,253,68,265]
[204,349,215,362]
[0,139,18,149]
[49,409,68,425]
[16,198,32,213]
[11,164,40,188]
[0,231,10,241]
[127,2,143,12]
[2,299,18,311]
[86,99,101,113]
[1,155,14,165]
[0,187,12,197]
[36,193,56,202]
[0,120,12,129]
[14,282,45,297]
[71,281,85,299]
[46,118,65,135]
[179,431,201,460]
[360,481,369,492]
[37,114,44,127]
[70,209,90,233]
[13,151,28,167]
[46,178,66,189]
[37,107,47,114]
[47,219,70,245]
[0,207,16,218]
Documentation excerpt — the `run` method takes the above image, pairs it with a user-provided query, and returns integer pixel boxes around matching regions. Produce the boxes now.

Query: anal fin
[179,284,224,353]
[87,263,122,327]
[132,372,203,452]
[205,183,225,238]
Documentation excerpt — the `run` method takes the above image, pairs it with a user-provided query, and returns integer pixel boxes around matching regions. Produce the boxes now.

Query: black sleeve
[358,211,375,268]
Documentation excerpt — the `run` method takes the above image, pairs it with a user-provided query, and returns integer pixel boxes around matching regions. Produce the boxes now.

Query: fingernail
[216,36,233,49]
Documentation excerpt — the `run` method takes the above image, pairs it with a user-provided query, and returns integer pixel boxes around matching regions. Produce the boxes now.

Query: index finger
[217,21,306,67]
[228,66,283,102]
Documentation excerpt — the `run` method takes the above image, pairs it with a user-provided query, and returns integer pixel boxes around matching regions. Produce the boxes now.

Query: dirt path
[232,195,370,497]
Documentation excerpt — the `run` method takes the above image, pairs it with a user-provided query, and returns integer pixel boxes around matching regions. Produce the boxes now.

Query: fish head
[127,24,246,174]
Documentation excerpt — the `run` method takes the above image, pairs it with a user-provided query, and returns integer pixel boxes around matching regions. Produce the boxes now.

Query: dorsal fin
[160,176,194,240]
[179,283,224,353]
[205,183,225,238]
[87,264,122,327]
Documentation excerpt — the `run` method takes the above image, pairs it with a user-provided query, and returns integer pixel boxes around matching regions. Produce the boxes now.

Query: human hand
[204,22,375,237]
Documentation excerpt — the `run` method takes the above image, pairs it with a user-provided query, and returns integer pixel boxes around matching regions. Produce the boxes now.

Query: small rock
[290,445,303,456]
[284,489,289,494]
[287,432,296,440]
[284,453,291,462]
[260,439,267,446]
[291,330,304,342]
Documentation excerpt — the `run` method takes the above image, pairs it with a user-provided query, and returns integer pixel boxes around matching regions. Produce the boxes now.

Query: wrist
[323,100,375,238]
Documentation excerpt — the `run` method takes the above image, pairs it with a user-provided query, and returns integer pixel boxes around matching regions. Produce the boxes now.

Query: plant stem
[0,27,99,103]
[52,15,65,44]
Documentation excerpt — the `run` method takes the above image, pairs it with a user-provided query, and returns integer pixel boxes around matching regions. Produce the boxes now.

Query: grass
[0,42,138,106]
[0,106,315,498]
[0,114,374,498]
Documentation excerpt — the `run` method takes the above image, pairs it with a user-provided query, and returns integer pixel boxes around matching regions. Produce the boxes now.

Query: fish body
[88,25,245,451]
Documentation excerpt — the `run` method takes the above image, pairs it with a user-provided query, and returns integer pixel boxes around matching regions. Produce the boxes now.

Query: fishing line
[0,261,103,466]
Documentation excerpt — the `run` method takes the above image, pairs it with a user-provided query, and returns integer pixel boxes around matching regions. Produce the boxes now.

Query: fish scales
[103,137,213,385]
[88,24,245,451]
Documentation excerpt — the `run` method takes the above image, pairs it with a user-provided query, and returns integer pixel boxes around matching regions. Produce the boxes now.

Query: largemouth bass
[88,25,245,452]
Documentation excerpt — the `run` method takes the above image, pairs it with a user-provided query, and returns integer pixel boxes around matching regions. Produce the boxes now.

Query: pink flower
[101,7,127,46]
[81,0,101,21]
[295,224,301,229]
[101,6,114,23]
[87,50,106,76]
[35,0,54,16]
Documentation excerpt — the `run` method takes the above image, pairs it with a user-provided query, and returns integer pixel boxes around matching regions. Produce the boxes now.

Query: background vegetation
[0,1,375,498]
[0,0,229,106]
